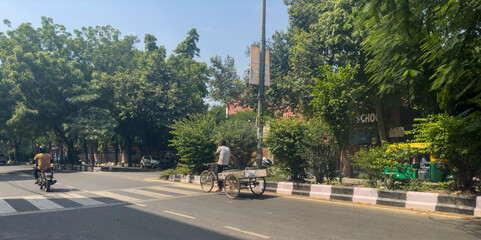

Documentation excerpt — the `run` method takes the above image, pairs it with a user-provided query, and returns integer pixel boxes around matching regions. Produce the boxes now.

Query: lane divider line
[224,226,270,239]
[163,210,196,219]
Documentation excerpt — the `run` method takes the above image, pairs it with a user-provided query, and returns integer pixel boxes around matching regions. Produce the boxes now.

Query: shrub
[352,142,418,189]
[215,119,256,169]
[169,114,217,174]
[302,119,337,183]
[265,117,307,181]
[351,144,388,187]
[159,169,177,180]
[409,114,481,191]
[266,165,289,182]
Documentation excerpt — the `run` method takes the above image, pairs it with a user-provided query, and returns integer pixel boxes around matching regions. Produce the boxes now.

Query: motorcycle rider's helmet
[39,146,47,153]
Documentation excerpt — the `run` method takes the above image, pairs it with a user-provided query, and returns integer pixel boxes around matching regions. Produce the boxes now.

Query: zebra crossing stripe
[56,192,104,206]
[0,199,17,214]
[147,186,199,195]
[23,196,63,210]
[128,188,171,199]
[92,191,141,202]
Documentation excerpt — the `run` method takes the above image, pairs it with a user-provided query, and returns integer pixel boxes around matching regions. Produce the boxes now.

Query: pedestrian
[214,140,230,192]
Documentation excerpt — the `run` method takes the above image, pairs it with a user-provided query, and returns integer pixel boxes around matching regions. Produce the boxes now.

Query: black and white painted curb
[52,164,140,172]
[168,174,481,217]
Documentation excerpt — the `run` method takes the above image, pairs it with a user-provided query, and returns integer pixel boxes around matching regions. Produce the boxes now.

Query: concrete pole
[256,0,266,169]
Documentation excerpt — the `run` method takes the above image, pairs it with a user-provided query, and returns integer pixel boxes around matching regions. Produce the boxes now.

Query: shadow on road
[0,199,243,240]
[428,216,481,238]
[213,191,279,201]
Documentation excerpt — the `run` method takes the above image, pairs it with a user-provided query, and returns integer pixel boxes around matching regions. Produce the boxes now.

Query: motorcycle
[36,168,57,192]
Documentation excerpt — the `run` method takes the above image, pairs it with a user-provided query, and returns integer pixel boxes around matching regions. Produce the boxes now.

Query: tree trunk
[66,140,75,164]
[84,140,88,165]
[338,145,343,184]
[58,138,64,163]
[374,95,389,144]
[225,102,229,119]
[114,142,119,166]
[340,144,354,178]
[54,126,76,164]
[90,142,95,167]
[127,137,132,167]
[13,137,21,163]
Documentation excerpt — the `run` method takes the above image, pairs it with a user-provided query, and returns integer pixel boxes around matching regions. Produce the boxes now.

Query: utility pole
[255,0,266,169]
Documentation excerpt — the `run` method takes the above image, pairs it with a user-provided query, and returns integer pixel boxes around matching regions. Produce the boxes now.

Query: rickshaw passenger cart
[218,168,267,199]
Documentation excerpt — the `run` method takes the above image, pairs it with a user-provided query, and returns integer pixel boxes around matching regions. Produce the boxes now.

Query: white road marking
[0,199,16,214]
[91,191,141,202]
[56,192,104,206]
[224,226,270,239]
[23,196,63,210]
[163,210,196,219]
[127,188,171,199]
[147,186,198,195]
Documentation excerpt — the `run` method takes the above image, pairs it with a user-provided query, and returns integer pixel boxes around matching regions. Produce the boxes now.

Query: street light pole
[256,0,266,169]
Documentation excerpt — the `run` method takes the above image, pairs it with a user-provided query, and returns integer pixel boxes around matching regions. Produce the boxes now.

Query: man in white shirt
[214,140,230,191]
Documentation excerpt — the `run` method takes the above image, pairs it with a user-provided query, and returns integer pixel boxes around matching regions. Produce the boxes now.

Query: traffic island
[167,174,481,217]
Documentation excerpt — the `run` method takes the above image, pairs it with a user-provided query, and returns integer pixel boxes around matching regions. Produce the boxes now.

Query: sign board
[389,126,405,138]
[249,45,271,86]
[357,113,377,124]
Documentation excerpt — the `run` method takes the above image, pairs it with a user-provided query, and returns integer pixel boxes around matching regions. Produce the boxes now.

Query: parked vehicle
[36,168,57,192]
[0,153,6,165]
[140,155,160,168]
[140,155,174,169]
[383,143,450,182]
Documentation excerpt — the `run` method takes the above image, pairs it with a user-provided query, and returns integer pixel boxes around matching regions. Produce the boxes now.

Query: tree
[283,0,367,117]
[209,55,241,119]
[357,0,481,186]
[311,65,362,179]
[173,28,200,59]
[357,0,440,114]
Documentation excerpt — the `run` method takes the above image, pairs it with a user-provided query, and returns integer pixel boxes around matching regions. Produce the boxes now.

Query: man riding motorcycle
[33,146,54,184]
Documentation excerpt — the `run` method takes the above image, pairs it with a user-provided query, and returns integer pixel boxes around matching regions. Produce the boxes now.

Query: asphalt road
[1,165,480,240]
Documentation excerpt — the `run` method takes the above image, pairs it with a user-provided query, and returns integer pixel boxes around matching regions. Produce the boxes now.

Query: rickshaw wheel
[249,177,266,196]
[224,174,240,199]
[200,170,215,193]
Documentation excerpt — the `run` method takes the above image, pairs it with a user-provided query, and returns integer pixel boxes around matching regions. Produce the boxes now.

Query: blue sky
[0,0,289,78]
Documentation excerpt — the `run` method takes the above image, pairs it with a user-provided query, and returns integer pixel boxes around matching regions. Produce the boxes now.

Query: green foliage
[209,55,241,104]
[311,65,361,145]
[173,28,200,59]
[357,0,481,118]
[400,179,455,192]
[303,119,337,183]
[0,18,212,165]
[266,165,289,182]
[228,109,256,123]
[215,119,256,170]
[352,143,418,188]
[208,105,227,124]
[408,114,481,191]
[351,144,388,187]
[169,114,217,174]
[400,179,433,192]
[159,169,178,180]
[265,117,307,180]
